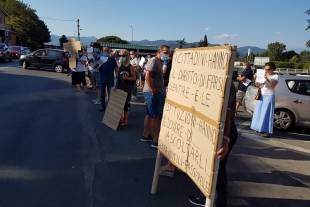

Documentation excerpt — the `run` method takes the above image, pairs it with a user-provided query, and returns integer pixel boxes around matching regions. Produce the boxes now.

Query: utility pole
[77,19,80,41]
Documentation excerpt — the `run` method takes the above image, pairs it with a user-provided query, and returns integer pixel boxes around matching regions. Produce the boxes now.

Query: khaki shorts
[236,90,246,103]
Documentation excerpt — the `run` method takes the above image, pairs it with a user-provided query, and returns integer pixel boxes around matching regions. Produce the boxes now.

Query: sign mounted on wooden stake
[154,46,236,203]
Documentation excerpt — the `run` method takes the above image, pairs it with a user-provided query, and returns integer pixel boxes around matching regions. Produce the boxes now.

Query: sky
[22,0,310,49]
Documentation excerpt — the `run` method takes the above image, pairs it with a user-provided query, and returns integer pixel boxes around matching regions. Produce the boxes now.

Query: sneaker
[92,99,97,102]
[140,135,153,142]
[131,95,137,99]
[188,195,205,206]
[98,108,105,112]
[151,141,158,149]
[159,166,174,177]
[94,100,101,105]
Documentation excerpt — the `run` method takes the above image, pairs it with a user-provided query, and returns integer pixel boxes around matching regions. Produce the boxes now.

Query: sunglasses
[119,55,126,57]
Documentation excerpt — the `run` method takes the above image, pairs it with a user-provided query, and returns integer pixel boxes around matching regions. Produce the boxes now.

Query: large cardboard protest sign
[158,46,235,199]
[102,89,128,131]
[63,38,81,68]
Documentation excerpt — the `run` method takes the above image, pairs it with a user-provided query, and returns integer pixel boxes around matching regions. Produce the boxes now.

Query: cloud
[215,34,239,39]
[205,27,209,31]
[275,32,281,35]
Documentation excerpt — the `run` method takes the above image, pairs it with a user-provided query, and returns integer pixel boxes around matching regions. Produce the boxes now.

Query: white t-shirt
[75,55,87,72]
[261,75,279,95]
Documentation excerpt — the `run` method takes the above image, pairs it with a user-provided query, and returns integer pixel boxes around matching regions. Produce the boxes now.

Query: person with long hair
[117,50,136,126]
[251,62,279,137]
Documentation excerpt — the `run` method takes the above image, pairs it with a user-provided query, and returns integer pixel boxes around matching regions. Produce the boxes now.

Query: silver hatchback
[243,75,310,130]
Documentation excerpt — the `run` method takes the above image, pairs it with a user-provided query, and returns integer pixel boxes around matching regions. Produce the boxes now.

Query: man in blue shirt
[93,46,118,112]
[235,61,253,114]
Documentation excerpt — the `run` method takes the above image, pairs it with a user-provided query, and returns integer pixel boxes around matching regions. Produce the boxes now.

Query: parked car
[243,75,310,130]
[0,43,12,62]
[9,46,26,59]
[23,46,31,54]
[19,48,69,73]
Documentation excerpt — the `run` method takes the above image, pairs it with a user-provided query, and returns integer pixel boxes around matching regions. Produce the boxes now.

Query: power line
[39,17,76,22]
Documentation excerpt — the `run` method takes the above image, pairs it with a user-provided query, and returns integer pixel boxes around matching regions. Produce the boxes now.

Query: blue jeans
[99,83,113,110]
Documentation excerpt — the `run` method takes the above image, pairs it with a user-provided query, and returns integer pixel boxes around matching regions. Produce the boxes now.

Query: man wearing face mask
[93,46,118,112]
[129,51,139,99]
[74,49,88,93]
[235,61,253,114]
[91,43,104,105]
[140,45,170,148]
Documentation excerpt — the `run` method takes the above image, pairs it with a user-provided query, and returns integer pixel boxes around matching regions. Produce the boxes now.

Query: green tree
[235,51,240,60]
[298,50,310,62]
[305,10,310,47]
[59,35,68,48]
[0,0,51,50]
[282,50,298,61]
[97,35,130,44]
[258,50,269,57]
[289,55,299,63]
[267,42,286,61]
[176,38,186,48]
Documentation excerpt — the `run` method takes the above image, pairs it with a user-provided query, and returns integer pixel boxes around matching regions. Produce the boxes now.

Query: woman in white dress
[250,62,279,137]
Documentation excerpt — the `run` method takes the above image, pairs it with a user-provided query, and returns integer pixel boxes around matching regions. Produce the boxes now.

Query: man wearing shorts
[140,45,170,148]
[91,42,104,105]
[235,61,253,114]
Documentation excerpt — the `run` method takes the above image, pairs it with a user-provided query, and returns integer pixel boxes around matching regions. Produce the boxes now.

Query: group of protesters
[69,43,246,207]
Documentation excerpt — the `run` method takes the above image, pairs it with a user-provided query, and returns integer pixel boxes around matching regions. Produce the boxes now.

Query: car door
[44,50,60,68]
[289,80,310,125]
[28,50,46,67]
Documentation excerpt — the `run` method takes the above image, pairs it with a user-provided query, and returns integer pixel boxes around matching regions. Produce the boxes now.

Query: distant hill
[50,34,97,46]
[49,35,310,55]
[238,46,267,57]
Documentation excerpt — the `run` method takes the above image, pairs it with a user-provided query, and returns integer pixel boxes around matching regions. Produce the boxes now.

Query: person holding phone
[250,62,279,137]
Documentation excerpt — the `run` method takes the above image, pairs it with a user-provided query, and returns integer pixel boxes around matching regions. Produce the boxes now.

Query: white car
[243,75,310,130]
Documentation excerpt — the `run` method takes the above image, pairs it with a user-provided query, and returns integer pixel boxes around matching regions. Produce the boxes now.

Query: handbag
[254,84,264,100]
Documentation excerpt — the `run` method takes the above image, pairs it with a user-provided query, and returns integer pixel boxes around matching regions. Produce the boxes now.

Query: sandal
[119,121,128,126]
[159,166,174,177]
[261,133,269,137]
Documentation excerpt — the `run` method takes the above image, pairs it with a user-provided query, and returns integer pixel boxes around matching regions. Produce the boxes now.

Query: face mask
[103,53,109,57]
[130,55,135,59]
[120,57,126,62]
[243,66,247,70]
[93,48,99,53]
[161,54,169,62]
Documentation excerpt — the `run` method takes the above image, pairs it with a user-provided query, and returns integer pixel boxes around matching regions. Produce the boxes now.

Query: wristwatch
[223,136,230,143]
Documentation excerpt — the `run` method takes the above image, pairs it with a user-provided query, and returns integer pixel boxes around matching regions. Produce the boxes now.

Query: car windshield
[10,46,21,50]
[23,47,28,50]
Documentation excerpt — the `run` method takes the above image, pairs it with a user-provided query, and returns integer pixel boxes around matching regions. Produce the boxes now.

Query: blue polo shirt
[98,57,118,84]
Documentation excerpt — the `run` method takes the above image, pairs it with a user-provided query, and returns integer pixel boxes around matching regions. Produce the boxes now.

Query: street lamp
[130,25,133,44]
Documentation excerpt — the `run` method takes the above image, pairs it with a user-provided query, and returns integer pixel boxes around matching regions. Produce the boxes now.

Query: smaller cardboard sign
[63,38,81,68]
[102,89,128,131]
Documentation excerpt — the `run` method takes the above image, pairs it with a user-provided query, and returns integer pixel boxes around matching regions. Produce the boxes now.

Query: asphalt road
[0,61,309,207]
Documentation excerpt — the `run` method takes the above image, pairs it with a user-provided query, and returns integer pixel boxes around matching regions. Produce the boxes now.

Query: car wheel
[9,55,12,62]
[55,64,63,73]
[274,109,294,130]
[22,60,28,69]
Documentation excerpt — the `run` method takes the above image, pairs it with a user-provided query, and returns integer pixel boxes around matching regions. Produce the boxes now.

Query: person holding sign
[93,46,118,112]
[250,62,279,137]
[140,45,170,148]
[74,49,88,93]
[189,82,238,207]
[116,50,136,126]
[235,61,253,114]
